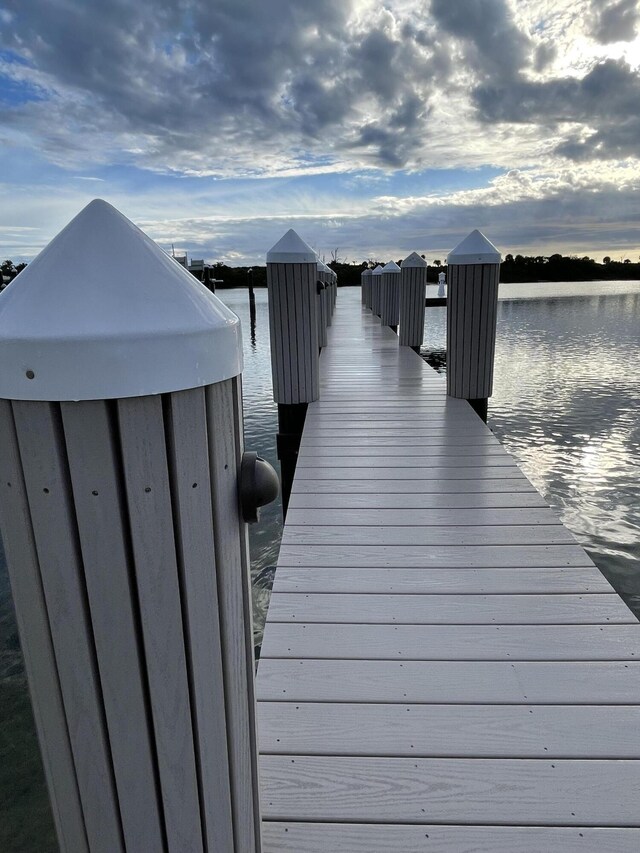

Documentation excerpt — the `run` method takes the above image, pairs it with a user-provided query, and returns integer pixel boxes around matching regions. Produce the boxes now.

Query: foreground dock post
[399,251,428,352]
[380,260,401,332]
[267,229,320,514]
[446,229,501,422]
[0,200,271,853]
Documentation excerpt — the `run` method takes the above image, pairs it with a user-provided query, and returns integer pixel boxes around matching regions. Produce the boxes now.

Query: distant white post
[362,267,372,310]
[380,261,402,331]
[446,229,502,422]
[370,264,383,317]
[399,252,428,351]
[267,229,319,514]
[0,200,272,853]
[438,270,446,298]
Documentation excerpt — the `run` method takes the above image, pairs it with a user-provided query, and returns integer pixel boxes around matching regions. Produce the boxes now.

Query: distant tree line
[3,253,639,291]
[1,259,27,283]
[214,253,640,288]
[500,253,640,283]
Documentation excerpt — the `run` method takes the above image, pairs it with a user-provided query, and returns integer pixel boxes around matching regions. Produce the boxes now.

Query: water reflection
[421,281,640,616]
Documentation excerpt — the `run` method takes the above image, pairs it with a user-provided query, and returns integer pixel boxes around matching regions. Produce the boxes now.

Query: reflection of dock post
[400,252,428,353]
[0,200,274,852]
[380,261,401,332]
[266,229,320,516]
[248,268,257,346]
[446,229,502,423]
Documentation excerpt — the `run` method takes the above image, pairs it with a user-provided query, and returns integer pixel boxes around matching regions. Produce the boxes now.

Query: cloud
[589,0,640,44]
[473,58,640,160]
[0,0,445,174]
[430,0,533,78]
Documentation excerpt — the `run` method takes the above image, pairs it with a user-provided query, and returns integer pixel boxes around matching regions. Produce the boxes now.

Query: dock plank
[260,623,640,659]
[260,755,640,825]
[263,824,640,853]
[258,702,640,757]
[258,659,640,703]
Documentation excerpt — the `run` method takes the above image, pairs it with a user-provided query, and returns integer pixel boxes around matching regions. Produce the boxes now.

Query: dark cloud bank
[2,0,639,175]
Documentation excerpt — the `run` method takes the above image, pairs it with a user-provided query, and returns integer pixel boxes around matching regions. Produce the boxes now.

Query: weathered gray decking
[256,288,640,852]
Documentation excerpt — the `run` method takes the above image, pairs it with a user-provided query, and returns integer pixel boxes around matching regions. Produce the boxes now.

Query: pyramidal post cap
[382,261,401,273]
[372,265,384,276]
[402,252,428,268]
[447,229,501,266]
[362,268,373,277]
[0,199,243,402]
[317,260,331,273]
[267,229,317,263]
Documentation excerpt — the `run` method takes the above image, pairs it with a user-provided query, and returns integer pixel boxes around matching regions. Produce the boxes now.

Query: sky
[1,0,640,266]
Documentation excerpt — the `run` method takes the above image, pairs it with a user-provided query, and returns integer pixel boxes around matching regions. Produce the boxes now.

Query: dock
[256,288,640,851]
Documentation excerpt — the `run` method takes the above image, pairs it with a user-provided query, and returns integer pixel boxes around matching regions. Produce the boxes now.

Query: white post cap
[267,229,317,263]
[317,260,331,273]
[372,265,384,276]
[382,261,401,273]
[401,252,428,268]
[447,229,501,265]
[0,199,243,402]
[362,268,373,277]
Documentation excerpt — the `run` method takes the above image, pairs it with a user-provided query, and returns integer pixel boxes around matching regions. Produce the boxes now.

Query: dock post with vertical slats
[362,267,372,310]
[0,199,266,853]
[399,251,428,352]
[267,229,320,515]
[316,261,328,351]
[380,261,401,331]
[370,264,383,317]
[446,229,502,422]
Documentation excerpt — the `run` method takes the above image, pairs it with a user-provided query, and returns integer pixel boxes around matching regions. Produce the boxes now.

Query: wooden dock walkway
[256,288,640,852]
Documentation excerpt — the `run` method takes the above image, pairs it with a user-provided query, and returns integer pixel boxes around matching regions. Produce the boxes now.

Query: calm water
[0,280,638,849]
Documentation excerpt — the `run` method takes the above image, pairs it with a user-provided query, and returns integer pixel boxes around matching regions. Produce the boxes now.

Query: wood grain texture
[117,395,203,853]
[260,755,640,824]
[262,824,640,853]
[61,401,164,852]
[281,524,574,546]
[206,378,262,853]
[258,702,640,757]
[265,592,635,624]
[271,567,615,595]
[0,401,88,853]
[12,401,123,853]
[164,388,235,853]
[261,622,640,660]
[257,659,640,703]
[288,491,549,509]
[277,544,594,567]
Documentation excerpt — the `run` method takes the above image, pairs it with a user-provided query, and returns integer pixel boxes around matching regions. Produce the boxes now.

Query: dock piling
[0,199,270,853]
[362,267,373,309]
[266,229,320,514]
[380,260,401,332]
[399,252,428,353]
[446,229,501,422]
[371,264,383,317]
